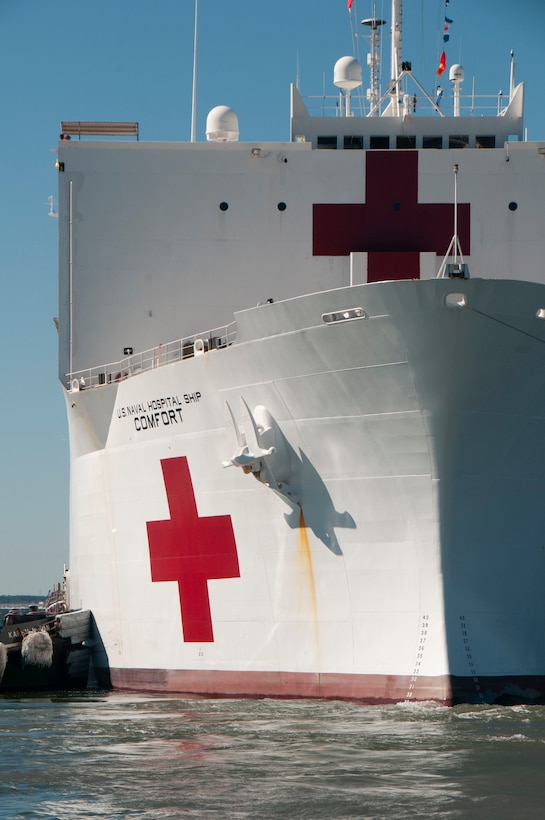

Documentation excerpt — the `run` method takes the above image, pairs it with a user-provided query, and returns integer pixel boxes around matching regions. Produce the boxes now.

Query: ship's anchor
[223,398,299,509]
[223,397,354,555]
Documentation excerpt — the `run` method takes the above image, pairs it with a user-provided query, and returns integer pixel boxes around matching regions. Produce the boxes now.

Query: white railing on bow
[67,322,237,391]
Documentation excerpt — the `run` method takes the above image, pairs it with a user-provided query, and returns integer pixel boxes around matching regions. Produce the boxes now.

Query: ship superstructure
[57,1,545,703]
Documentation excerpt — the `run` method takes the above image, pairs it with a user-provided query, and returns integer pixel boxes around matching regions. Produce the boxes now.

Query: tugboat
[0,578,94,692]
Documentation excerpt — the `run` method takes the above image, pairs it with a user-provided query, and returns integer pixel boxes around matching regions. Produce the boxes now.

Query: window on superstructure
[396,136,416,149]
[449,135,469,149]
[423,136,442,149]
[344,136,364,150]
[317,136,337,149]
[370,136,390,149]
[476,135,496,149]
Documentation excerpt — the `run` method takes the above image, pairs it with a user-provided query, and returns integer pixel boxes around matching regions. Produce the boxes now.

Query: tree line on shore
[0,595,41,606]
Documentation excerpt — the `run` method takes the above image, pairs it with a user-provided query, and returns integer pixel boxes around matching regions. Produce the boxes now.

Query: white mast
[362,5,386,116]
[509,50,515,102]
[437,164,468,279]
[190,0,199,142]
[390,0,402,115]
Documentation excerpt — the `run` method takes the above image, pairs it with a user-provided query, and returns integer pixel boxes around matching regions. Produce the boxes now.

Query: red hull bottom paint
[110,669,451,704]
[109,669,545,705]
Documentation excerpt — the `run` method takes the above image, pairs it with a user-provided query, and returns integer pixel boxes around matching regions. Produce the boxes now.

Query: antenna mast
[390,0,403,114]
[362,4,386,116]
[437,164,468,279]
[509,50,515,102]
[190,0,199,142]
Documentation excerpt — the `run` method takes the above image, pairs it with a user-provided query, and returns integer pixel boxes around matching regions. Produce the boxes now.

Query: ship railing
[66,321,237,392]
[302,91,509,119]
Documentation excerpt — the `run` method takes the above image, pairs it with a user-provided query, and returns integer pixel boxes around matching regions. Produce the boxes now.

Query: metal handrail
[302,91,510,119]
[67,321,237,392]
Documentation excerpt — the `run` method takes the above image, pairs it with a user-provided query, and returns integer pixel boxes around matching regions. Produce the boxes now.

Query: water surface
[1,693,544,819]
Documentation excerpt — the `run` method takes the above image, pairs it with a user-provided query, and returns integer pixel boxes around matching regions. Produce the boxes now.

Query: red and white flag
[347,0,353,9]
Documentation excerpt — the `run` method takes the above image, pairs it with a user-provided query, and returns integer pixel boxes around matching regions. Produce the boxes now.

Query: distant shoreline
[0,595,43,607]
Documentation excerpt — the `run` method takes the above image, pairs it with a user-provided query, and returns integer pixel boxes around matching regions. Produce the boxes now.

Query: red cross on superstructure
[147,456,240,642]
[313,151,470,281]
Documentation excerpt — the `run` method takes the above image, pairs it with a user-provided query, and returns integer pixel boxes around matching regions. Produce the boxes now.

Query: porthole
[219,202,229,211]
[508,201,518,211]
[277,202,287,211]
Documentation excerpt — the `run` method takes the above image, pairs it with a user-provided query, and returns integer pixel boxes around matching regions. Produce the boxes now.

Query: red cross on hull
[313,151,470,282]
[147,456,240,642]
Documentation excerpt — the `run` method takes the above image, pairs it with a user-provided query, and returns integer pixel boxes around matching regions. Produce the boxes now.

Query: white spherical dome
[449,64,464,83]
[205,106,240,142]
[334,56,363,90]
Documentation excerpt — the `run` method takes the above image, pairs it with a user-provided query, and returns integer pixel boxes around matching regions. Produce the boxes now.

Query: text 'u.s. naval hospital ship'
[56,0,545,704]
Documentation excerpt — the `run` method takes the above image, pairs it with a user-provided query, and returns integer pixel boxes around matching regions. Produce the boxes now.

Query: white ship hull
[66,278,545,703]
[56,4,545,703]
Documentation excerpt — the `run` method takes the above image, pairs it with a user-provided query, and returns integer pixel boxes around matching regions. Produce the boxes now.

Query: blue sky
[1,0,543,595]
